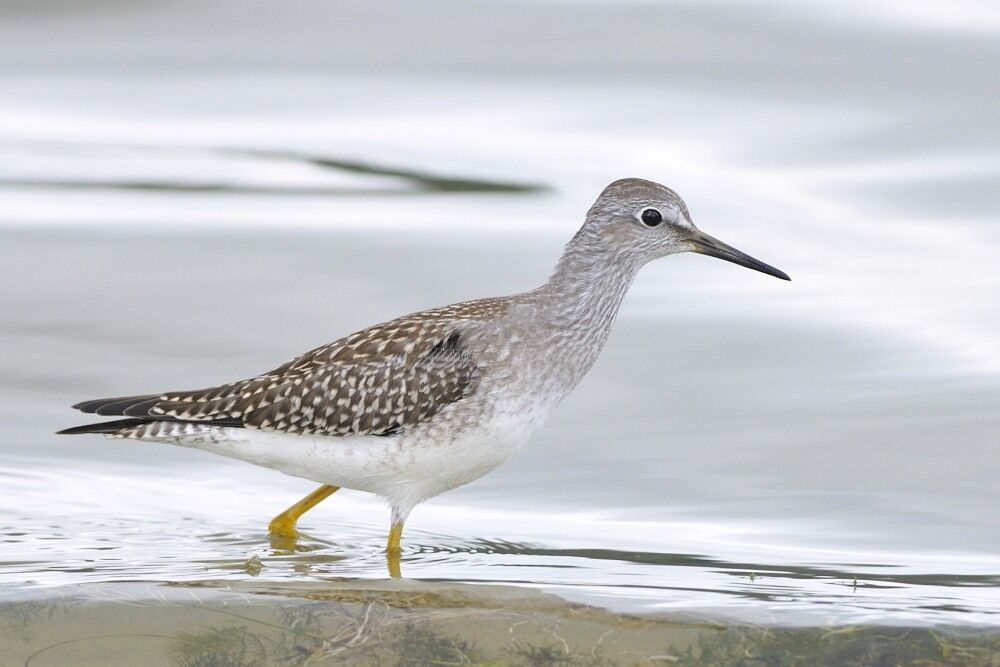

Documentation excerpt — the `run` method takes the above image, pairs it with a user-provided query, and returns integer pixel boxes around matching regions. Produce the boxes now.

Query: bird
[59,177,789,573]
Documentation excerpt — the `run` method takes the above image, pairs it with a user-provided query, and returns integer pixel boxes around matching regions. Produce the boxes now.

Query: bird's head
[581,178,790,281]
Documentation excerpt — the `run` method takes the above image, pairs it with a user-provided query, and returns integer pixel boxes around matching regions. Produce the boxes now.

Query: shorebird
[59,178,789,572]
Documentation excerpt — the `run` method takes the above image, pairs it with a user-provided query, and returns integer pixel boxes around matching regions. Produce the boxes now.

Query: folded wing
[61,316,481,437]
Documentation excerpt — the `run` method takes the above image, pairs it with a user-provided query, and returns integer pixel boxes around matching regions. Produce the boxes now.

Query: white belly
[156,401,552,514]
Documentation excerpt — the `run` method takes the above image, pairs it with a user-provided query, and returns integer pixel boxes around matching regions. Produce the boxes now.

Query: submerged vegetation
[3,584,999,666]
[671,625,1000,667]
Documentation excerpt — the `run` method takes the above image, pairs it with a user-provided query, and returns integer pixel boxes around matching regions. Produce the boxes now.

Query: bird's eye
[640,208,663,227]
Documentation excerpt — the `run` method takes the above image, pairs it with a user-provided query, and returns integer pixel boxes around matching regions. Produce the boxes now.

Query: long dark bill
[688,231,791,281]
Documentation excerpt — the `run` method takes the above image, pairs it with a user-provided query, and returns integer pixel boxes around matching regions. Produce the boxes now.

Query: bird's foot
[267,515,300,539]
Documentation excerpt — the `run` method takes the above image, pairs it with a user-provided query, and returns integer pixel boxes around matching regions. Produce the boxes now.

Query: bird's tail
[58,392,243,436]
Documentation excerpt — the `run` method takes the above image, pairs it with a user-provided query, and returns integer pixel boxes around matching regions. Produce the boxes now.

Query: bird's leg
[268,484,339,538]
[386,507,409,578]
[386,522,404,554]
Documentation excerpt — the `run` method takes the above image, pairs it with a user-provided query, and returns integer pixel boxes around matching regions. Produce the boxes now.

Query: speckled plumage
[60,178,788,535]
[77,300,510,439]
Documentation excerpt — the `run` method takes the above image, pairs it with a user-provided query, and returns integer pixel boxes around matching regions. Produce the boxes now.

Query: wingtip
[56,425,90,435]
[56,417,151,435]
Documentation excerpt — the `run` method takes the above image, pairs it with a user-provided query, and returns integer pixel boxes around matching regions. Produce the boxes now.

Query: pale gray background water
[1,0,998,627]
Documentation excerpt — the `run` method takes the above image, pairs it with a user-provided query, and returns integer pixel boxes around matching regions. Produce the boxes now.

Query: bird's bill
[687,231,791,281]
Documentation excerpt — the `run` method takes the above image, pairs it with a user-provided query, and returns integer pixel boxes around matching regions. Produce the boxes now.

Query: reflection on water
[0,143,547,195]
[2,0,1000,647]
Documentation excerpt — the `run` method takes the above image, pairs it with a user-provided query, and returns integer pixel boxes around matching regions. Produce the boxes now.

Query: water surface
[1,1,999,661]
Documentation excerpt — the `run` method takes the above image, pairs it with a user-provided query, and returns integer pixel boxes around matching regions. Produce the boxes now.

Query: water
[2,1,999,663]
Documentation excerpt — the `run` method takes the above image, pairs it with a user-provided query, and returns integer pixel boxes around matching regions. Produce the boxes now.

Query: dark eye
[640,208,663,227]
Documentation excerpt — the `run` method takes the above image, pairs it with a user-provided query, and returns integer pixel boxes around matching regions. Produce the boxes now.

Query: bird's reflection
[267,531,404,578]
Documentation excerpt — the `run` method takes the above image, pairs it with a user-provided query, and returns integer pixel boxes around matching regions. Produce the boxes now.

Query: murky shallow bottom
[4,581,1000,667]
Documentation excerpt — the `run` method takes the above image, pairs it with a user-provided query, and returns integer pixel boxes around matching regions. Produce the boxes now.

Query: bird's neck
[536,230,642,355]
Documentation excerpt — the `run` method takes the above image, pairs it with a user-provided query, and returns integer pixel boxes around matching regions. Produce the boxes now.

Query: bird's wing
[68,303,501,437]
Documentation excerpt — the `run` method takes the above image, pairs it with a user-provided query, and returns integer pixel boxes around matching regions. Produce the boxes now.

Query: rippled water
[2,1,999,656]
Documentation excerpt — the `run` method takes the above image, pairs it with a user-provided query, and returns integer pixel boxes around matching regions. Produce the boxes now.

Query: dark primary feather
[58,300,501,438]
[57,418,157,435]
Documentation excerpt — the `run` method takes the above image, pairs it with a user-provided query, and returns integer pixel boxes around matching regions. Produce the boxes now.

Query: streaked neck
[535,227,641,364]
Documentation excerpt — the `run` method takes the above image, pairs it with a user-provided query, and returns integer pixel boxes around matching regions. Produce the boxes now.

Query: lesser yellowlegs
[59,178,789,572]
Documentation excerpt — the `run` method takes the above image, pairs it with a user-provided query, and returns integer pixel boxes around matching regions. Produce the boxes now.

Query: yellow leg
[386,520,404,578]
[386,521,404,553]
[267,484,339,537]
